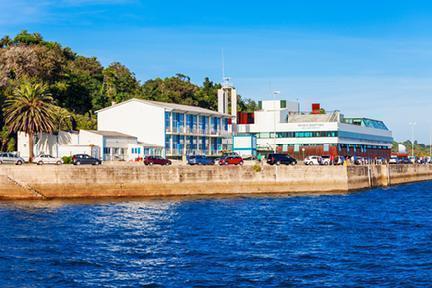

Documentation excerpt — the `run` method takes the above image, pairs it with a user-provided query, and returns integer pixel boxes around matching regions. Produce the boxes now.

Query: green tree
[56,56,104,113]
[0,127,15,151]
[3,81,56,161]
[12,30,45,46]
[141,74,199,106]
[102,62,140,103]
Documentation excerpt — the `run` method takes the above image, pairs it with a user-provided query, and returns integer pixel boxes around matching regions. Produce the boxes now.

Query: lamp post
[272,90,280,153]
[409,122,416,158]
[56,115,72,158]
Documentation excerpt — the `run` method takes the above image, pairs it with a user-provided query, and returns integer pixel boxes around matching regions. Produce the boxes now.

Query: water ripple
[1,182,432,287]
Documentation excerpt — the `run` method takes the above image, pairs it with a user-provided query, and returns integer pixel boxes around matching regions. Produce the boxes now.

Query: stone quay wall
[0,164,430,200]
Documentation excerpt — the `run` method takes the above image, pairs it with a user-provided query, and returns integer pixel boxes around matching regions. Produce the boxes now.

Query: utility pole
[272,91,280,153]
[409,122,416,158]
[429,132,432,157]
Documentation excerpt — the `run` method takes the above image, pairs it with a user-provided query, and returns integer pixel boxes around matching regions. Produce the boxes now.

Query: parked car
[72,154,102,165]
[33,154,63,165]
[333,156,345,165]
[267,153,297,165]
[304,156,321,165]
[320,156,332,165]
[399,158,411,164]
[353,156,365,165]
[144,156,172,166]
[187,155,214,165]
[0,152,25,165]
[389,156,399,164]
[408,156,416,164]
[219,155,243,165]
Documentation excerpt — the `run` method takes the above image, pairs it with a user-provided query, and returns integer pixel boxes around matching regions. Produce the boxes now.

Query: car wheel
[76,161,81,165]
[276,161,281,166]
[16,160,23,165]
[324,162,329,166]
[56,161,62,165]
[291,161,297,166]
[38,161,43,165]
[149,162,153,166]
[93,162,99,166]
[239,161,244,166]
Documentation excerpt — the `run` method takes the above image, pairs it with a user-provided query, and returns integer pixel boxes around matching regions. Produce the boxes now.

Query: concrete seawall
[0,164,431,200]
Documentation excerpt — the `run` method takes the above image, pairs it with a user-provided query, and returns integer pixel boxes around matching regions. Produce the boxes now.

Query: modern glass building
[236,100,393,159]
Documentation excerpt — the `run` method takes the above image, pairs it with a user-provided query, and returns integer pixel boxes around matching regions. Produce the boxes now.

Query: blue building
[97,98,232,158]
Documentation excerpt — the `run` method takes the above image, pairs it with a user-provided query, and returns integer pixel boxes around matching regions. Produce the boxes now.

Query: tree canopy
[0,30,258,150]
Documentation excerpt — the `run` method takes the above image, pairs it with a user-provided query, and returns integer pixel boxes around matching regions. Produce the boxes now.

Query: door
[91,146,100,160]
[5,153,13,163]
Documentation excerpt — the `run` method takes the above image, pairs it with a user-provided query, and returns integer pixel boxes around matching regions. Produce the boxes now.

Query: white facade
[96,98,231,157]
[18,131,93,161]
[17,130,140,161]
[233,135,257,158]
[237,100,393,157]
[97,100,165,149]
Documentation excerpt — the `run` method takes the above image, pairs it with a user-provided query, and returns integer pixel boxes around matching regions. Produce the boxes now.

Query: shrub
[62,156,72,164]
[253,163,262,172]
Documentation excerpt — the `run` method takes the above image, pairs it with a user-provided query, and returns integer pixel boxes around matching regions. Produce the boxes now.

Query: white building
[236,100,393,159]
[18,130,144,161]
[96,98,232,158]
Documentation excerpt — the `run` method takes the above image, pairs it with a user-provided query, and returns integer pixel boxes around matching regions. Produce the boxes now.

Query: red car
[144,156,172,166]
[219,156,244,166]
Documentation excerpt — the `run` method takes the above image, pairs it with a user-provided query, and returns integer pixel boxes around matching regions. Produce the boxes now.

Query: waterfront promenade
[0,164,431,200]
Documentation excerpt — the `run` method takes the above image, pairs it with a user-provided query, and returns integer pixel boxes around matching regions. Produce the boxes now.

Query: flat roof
[96,98,231,117]
[85,130,137,138]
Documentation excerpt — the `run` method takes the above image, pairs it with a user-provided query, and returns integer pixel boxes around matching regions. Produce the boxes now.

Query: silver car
[0,152,25,165]
[33,155,63,165]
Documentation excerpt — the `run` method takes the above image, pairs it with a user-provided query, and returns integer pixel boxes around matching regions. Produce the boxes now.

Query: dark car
[219,156,243,166]
[72,154,102,165]
[144,156,172,166]
[187,155,215,165]
[267,153,297,165]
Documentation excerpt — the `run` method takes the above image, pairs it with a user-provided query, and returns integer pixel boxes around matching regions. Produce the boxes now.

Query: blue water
[1,183,432,287]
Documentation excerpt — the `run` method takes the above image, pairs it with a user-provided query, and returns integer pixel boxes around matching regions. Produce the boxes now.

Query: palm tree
[3,81,56,161]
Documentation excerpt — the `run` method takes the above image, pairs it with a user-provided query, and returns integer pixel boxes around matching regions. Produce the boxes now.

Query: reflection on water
[1,183,432,287]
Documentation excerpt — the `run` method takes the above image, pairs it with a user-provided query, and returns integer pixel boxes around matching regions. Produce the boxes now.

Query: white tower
[218,77,237,132]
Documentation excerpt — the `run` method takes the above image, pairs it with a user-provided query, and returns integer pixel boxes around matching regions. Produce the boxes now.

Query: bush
[62,156,72,164]
[253,163,262,172]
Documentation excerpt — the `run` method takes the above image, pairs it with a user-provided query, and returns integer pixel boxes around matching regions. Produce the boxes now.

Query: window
[165,112,170,129]
[280,100,286,108]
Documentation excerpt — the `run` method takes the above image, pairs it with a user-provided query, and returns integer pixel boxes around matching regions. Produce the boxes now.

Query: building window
[165,112,170,130]
[280,100,286,108]
[223,118,229,131]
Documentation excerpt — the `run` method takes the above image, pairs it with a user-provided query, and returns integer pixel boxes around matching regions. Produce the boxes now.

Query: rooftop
[287,112,340,123]
[96,98,230,117]
[85,130,137,138]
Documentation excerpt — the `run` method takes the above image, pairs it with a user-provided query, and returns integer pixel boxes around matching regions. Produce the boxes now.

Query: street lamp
[272,90,280,153]
[409,122,416,158]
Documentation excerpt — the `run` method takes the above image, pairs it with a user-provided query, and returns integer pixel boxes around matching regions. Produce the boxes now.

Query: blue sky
[1,0,432,142]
